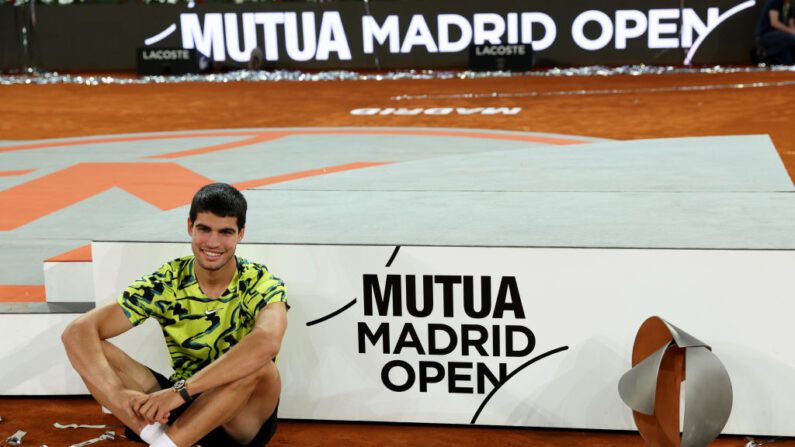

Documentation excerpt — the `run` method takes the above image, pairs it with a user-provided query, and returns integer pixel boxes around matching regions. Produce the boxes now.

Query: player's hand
[117,389,148,431]
[133,388,180,425]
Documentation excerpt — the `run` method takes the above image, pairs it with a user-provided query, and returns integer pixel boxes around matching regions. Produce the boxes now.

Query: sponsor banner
[93,242,795,435]
[469,44,534,71]
[135,47,208,75]
[1,0,762,71]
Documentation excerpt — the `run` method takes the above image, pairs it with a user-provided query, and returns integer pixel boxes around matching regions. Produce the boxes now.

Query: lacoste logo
[205,309,221,316]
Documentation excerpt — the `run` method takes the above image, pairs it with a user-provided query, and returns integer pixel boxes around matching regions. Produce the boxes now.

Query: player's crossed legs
[83,341,280,447]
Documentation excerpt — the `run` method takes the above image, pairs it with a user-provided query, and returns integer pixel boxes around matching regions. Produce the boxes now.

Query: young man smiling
[62,183,287,447]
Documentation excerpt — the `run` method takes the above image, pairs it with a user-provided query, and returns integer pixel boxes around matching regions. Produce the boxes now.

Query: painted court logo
[306,246,568,424]
[350,107,522,116]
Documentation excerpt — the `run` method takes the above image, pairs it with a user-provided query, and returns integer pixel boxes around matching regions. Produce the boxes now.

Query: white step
[43,245,94,303]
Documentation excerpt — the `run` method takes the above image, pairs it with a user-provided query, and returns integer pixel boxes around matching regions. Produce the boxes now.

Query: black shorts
[124,368,278,447]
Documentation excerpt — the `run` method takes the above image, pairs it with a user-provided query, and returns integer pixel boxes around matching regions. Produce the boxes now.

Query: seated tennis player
[62,183,287,447]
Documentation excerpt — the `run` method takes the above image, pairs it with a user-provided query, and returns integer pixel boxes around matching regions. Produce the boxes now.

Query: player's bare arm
[61,302,152,431]
[185,301,287,394]
[133,301,288,425]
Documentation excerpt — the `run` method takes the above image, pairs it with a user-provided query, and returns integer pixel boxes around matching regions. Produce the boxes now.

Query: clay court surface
[2,67,795,446]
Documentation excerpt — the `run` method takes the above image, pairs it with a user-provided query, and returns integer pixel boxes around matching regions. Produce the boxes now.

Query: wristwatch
[172,379,192,403]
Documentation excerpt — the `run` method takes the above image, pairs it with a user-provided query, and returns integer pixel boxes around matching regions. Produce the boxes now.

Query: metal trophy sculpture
[618,317,732,447]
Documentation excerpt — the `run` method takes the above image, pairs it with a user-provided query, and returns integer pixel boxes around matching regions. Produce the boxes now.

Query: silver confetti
[6,430,26,446]
[68,430,117,447]
[54,423,122,429]
[745,438,784,447]
[391,79,795,101]
[0,64,793,86]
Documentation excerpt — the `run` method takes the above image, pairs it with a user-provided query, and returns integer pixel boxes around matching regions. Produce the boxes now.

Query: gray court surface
[255,135,792,192]
[1,128,794,309]
[101,132,795,249]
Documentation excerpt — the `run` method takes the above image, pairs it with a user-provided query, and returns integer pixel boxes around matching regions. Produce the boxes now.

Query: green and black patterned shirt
[117,255,286,381]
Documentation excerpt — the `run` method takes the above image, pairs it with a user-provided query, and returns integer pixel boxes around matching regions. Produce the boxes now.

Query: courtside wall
[83,242,795,436]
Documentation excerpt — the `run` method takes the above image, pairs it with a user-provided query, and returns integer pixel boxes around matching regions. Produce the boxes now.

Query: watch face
[174,379,186,390]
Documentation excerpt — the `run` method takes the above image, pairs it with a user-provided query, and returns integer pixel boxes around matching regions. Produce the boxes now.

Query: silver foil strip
[745,438,784,447]
[391,79,795,101]
[6,430,26,446]
[54,423,123,429]
[68,430,117,447]
[1,64,794,86]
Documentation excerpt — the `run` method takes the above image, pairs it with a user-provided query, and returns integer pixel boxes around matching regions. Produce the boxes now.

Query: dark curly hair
[189,183,247,230]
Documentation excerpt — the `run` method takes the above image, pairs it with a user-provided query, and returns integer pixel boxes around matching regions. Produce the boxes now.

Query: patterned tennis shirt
[117,255,287,381]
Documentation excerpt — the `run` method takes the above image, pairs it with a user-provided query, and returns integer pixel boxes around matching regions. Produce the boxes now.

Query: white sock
[140,423,167,444]
[151,432,178,447]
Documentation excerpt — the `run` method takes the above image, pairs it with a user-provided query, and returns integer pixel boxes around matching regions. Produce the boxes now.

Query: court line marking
[0,285,46,303]
[45,245,92,263]
[0,169,36,177]
[0,129,589,156]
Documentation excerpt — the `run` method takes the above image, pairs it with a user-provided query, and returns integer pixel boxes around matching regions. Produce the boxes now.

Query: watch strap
[178,386,192,403]
[173,379,192,403]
